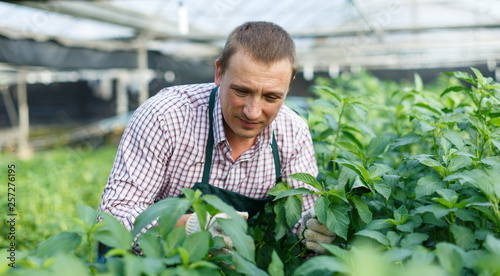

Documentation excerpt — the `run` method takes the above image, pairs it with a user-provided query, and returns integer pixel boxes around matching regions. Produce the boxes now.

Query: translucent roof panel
[0,2,134,40]
[1,0,499,70]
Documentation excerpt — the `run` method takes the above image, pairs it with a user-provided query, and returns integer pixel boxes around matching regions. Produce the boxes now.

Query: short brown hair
[218,21,297,84]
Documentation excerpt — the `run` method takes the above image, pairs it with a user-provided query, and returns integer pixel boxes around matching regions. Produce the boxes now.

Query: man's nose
[243,97,262,120]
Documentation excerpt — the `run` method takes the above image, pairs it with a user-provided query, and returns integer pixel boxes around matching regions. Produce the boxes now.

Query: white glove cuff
[185,213,202,236]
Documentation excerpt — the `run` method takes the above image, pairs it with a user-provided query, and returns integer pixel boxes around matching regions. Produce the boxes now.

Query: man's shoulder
[151,83,216,109]
[275,104,309,130]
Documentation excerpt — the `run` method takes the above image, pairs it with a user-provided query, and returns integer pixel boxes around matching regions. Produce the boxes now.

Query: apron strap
[271,132,281,183]
[201,87,217,184]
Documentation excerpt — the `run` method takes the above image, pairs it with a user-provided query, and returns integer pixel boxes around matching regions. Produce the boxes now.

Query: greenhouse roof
[1,0,500,72]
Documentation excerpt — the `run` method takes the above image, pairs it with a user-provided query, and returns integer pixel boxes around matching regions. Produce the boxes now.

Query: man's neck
[223,120,258,161]
[226,134,256,161]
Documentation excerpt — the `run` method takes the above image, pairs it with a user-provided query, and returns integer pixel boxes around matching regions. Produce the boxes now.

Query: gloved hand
[299,208,336,254]
[185,211,249,254]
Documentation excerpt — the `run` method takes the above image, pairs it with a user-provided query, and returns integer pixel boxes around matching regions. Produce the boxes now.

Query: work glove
[185,211,249,254]
[299,208,336,254]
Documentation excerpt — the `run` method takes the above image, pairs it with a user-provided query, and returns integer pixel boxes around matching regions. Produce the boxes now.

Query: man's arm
[99,101,173,232]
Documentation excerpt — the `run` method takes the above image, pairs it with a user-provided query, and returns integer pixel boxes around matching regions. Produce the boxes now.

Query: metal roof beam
[11,0,204,39]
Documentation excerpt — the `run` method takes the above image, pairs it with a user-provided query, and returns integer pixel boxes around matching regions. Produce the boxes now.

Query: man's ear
[215,59,222,86]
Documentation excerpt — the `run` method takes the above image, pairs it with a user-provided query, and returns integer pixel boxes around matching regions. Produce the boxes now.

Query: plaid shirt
[99,83,318,231]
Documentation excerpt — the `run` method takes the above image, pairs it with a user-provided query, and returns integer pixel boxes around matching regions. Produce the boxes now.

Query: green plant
[4,68,500,275]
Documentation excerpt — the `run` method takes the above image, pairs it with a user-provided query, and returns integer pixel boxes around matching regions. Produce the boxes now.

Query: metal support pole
[17,69,32,159]
[138,45,148,104]
[1,84,18,126]
[116,70,129,115]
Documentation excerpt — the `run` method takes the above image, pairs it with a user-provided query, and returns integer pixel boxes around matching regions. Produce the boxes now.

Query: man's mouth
[238,118,259,128]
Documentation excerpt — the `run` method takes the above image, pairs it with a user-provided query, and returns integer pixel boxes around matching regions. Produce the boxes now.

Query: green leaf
[420,159,447,175]
[445,71,475,85]
[449,223,475,250]
[273,188,314,201]
[373,181,392,201]
[290,173,323,192]
[490,139,500,152]
[326,189,348,203]
[292,256,348,276]
[338,141,364,160]
[315,198,350,240]
[350,195,372,224]
[314,196,329,225]
[232,251,268,276]
[471,67,484,83]
[133,197,191,237]
[49,254,89,276]
[389,133,422,150]
[95,212,132,251]
[441,86,466,97]
[182,231,210,263]
[351,103,368,121]
[416,175,446,199]
[124,254,144,276]
[268,182,291,196]
[335,159,369,183]
[366,135,392,159]
[268,250,284,276]
[447,155,472,172]
[217,217,255,262]
[188,260,220,271]
[36,232,82,258]
[468,116,486,136]
[203,195,246,229]
[319,243,351,262]
[397,216,422,233]
[445,169,494,199]
[394,205,409,223]
[273,201,288,239]
[355,230,390,246]
[137,231,163,258]
[284,195,302,228]
[414,204,452,219]
[400,233,429,249]
[77,203,98,228]
[442,129,464,149]
[414,73,423,91]
[164,226,186,256]
[159,200,194,238]
[314,85,342,103]
[436,189,458,206]
[368,163,392,179]
[415,102,442,116]
[386,231,402,247]
[178,247,189,266]
[484,235,500,255]
[435,243,464,275]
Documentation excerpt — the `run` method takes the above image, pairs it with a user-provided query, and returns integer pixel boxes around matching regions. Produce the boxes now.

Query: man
[99,21,335,254]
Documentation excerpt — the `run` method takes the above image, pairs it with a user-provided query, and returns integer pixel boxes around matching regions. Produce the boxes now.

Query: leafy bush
[3,68,500,275]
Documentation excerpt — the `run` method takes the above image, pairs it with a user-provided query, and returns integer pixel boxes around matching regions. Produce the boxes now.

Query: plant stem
[332,101,347,175]
[289,237,305,252]
[88,233,93,263]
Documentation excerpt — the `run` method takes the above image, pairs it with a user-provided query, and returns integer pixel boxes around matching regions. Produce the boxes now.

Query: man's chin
[234,129,260,140]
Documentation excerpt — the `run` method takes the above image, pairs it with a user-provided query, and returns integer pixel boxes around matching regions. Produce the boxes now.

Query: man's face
[215,50,293,143]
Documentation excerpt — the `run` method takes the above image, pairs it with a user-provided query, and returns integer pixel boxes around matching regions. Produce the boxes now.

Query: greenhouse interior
[1,0,500,275]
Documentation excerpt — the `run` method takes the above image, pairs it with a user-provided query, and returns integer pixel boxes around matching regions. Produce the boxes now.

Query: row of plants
[0,145,117,253]
[2,68,500,275]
